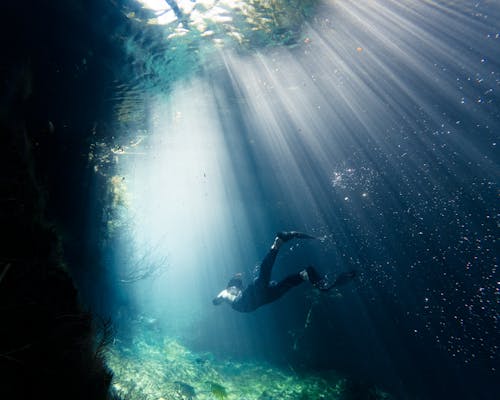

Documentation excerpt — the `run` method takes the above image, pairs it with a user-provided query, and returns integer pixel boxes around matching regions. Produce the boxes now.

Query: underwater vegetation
[208,382,228,399]
[106,330,392,400]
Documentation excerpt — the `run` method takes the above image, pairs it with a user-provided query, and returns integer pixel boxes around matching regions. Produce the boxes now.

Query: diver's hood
[226,274,243,289]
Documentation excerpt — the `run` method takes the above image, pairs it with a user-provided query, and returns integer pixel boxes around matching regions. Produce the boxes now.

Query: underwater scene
[1,0,498,399]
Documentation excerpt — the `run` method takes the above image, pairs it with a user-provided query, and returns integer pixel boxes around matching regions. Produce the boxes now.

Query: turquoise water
[89,1,500,399]
[23,0,497,399]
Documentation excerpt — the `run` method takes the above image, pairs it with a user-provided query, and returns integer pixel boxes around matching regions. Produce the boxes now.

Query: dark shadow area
[0,1,129,398]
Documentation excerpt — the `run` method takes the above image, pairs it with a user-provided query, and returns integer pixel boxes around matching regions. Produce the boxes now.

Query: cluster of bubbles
[330,165,380,203]
[323,121,498,369]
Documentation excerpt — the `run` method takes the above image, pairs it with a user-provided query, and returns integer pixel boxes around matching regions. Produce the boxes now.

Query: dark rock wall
[0,1,127,398]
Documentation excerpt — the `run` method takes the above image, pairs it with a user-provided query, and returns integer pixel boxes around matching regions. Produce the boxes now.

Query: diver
[212,231,357,312]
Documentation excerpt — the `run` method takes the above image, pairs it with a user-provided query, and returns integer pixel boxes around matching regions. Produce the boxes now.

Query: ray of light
[114,0,498,369]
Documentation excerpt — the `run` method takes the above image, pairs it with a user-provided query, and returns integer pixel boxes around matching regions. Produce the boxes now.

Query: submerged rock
[173,381,196,399]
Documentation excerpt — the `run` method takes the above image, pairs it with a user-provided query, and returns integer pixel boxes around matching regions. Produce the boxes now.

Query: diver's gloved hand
[277,231,317,242]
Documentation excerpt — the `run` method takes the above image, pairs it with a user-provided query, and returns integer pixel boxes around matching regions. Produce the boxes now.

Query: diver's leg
[255,232,316,286]
[277,231,317,241]
[302,266,335,291]
[266,273,306,302]
[254,236,282,286]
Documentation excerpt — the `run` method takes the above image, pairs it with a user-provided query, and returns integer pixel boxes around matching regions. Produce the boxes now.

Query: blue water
[67,0,500,399]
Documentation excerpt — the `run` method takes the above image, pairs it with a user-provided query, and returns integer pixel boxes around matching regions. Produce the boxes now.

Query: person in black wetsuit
[212,231,355,312]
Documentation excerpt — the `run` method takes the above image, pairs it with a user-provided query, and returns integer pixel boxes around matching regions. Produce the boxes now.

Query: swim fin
[277,231,317,242]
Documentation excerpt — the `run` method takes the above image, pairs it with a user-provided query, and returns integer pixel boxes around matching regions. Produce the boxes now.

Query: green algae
[208,382,227,399]
[106,332,391,400]
[107,333,341,400]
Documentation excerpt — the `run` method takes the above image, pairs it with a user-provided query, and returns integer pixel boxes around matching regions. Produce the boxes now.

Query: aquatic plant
[106,334,391,400]
[258,390,273,400]
[208,381,228,399]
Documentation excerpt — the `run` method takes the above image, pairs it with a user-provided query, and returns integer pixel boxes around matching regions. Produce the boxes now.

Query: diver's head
[226,273,243,290]
[212,285,242,306]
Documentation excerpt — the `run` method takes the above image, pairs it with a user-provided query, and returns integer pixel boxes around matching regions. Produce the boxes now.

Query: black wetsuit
[231,246,304,312]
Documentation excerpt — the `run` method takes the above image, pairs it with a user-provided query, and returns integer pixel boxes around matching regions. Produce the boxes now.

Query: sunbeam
[106,0,499,398]
[4,0,498,399]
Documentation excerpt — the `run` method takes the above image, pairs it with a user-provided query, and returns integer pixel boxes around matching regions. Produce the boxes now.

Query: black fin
[277,231,317,242]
